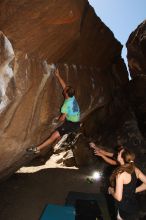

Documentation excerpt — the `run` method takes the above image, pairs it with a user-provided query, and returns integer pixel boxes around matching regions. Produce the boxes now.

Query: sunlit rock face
[126,20,146,138]
[0,0,129,179]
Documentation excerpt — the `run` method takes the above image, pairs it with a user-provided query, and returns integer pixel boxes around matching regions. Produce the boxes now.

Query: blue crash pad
[40,204,75,220]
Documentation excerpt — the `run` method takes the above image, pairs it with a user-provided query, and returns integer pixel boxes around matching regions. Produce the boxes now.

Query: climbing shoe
[26,146,40,154]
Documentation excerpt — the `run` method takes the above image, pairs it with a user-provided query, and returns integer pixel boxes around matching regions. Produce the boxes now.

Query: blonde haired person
[108,148,146,220]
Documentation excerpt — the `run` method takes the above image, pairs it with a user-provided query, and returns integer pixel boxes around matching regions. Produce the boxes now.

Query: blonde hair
[110,148,135,187]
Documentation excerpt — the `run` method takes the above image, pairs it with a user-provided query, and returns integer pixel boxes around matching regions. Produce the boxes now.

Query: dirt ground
[0,153,146,220]
[0,153,108,220]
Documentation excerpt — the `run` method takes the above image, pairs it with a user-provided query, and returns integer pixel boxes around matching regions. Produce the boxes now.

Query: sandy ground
[0,153,108,220]
[0,152,146,220]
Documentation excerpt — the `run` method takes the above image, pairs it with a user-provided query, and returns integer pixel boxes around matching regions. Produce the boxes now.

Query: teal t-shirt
[61,96,80,122]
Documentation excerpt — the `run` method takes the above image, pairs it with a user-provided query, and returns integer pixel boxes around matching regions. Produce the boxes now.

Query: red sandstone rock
[126,20,146,139]
[0,0,129,179]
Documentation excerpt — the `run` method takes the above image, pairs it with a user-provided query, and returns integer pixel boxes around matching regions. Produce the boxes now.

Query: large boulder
[126,20,146,138]
[0,0,130,179]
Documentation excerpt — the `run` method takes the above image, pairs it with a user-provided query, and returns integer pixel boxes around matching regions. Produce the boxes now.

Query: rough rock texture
[1,0,141,180]
[126,20,146,139]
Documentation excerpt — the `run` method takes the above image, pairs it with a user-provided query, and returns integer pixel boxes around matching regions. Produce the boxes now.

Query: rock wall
[0,0,130,179]
[126,20,146,138]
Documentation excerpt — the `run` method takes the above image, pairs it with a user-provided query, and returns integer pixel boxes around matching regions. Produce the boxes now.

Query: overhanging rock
[0,0,128,179]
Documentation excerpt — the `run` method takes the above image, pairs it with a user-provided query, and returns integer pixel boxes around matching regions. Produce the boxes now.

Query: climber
[27,68,80,154]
